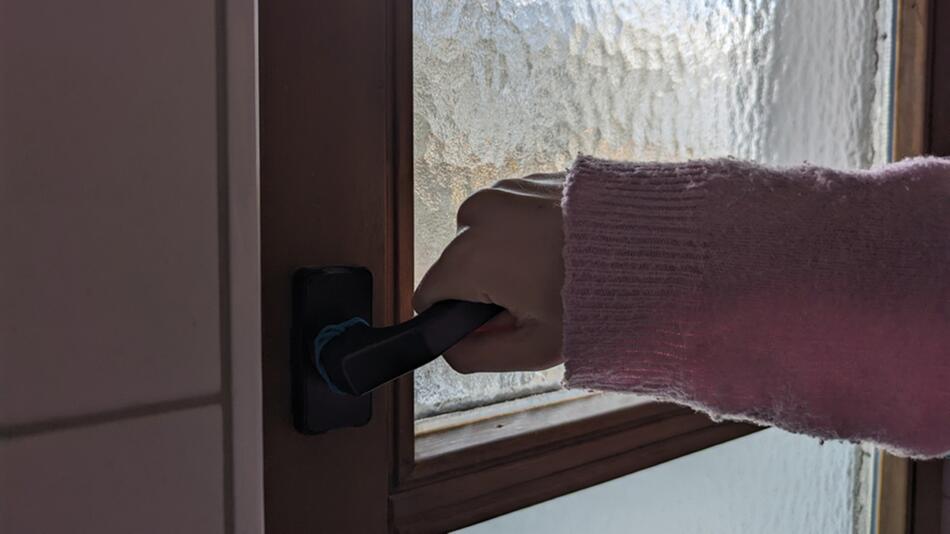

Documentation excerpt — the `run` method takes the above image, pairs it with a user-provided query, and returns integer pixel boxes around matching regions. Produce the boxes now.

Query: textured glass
[456,429,875,534]
[413,0,891,418]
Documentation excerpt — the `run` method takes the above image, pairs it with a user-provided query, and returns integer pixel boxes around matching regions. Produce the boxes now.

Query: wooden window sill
[393,379,759,532]
[415,390,644,459]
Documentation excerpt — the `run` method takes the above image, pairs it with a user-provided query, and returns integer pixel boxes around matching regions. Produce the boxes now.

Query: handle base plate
[291,266,373,434]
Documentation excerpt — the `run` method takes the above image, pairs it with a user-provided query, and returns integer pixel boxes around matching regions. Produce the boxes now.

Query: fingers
[456,188,508,229]
[414,245,561,374]
[492,172,565,191]
[414,172,566,374]
[412,227,488,313]
[492,174,564,198]
[442,320,563,373]
[470,310,519,335]
[457,175,563,228]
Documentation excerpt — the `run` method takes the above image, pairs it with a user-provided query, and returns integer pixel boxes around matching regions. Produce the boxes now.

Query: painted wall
[0,0,261,532]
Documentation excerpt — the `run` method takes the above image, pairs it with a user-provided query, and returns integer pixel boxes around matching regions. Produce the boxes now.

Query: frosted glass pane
[413,0,892,418]
[457,430,875,534]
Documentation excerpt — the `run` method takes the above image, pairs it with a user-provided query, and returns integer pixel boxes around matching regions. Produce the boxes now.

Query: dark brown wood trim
[893,0,933,160]
[910,1,949,531]
[409,401,704,484]
[931,0,950,155]
[392,0,417,486]
[414,394,649,464]
[391,418,756,533]
[879,453,914,534]
[260,1,396,532]
[911,460,946,534]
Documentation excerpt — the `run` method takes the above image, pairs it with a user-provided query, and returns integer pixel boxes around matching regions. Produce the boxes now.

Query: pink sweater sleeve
[561,155,950,458]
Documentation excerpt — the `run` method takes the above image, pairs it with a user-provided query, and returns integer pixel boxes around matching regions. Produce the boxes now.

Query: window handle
[291,266,501,433]
[316,299,502,396]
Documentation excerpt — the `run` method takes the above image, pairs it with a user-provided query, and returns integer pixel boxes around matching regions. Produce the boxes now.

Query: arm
[413,156,950,458]
[563,155,950,458]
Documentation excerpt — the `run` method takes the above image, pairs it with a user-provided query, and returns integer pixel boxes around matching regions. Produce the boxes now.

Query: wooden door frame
[260,2,396,532]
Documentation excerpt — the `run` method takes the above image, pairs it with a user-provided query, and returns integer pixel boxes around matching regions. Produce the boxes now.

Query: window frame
[388,1,752,530]
[878,1,948,534]
[258,0,943,531]
[387,0,946,532]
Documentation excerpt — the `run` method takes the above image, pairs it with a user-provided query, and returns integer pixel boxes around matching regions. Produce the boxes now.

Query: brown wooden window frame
[259,0,946,531]
[387,0,948,532]
[390,1,761,531]
[877,1,948,534]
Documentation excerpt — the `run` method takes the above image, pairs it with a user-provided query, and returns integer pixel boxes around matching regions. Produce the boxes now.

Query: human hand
[412,173,566,373]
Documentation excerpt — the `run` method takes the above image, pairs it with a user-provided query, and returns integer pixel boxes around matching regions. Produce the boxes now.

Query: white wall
[0,0,261,532]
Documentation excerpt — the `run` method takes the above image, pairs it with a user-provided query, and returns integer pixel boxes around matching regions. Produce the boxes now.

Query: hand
[413,172,566,373]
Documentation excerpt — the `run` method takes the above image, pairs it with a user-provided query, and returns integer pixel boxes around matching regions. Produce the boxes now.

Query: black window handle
[291,266,502,434]
[316,300,503,396]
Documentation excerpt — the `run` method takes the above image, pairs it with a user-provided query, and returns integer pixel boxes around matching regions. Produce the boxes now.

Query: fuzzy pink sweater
[561,155,950,458]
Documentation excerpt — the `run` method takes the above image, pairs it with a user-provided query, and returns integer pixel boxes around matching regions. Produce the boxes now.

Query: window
[412,0,892,429]
[459,429,874,534]
[259,0,945,530]
[405,0,893,531]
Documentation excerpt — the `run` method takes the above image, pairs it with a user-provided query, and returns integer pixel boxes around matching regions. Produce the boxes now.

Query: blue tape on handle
[313,317,369,394]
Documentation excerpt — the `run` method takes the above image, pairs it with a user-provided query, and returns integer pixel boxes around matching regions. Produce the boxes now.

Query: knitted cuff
[560,155,712,397]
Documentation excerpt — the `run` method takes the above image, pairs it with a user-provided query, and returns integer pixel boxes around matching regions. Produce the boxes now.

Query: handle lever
[317,300,503,396]
[291,266,501,434]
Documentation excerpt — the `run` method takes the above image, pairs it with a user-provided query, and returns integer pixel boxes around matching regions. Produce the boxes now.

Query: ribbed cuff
[560,155,713,396]
[559,155,950,458]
